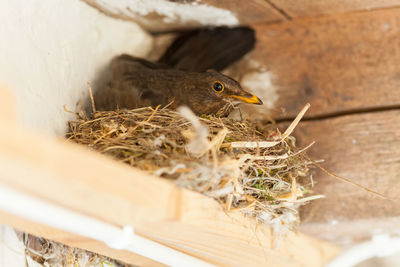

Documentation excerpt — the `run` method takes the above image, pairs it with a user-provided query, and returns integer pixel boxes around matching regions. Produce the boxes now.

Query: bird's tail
[158,26,255,72]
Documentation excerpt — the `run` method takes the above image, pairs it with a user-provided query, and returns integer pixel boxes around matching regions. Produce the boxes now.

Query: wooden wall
[234,7,400,243]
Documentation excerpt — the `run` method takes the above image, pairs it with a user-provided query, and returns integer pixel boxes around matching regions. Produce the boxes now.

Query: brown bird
[93,27,263,115]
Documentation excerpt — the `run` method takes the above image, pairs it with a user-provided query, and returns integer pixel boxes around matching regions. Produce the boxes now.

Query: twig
[281,103,310,139]
[239,153,289,161]
[131,105,160,131]
[63,105,75,114]
[228,103,310,148]
[306,156,391,200]
[87,82,96,114]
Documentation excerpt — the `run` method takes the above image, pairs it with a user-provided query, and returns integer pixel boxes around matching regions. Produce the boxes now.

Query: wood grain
[203,0,285,25]
[238,8,400,119]
[283,110,400,242]
[270,0,400,17]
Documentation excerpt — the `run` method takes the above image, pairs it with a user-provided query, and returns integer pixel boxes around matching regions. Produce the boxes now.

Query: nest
[20,232,122,267]
[67,104,323,233]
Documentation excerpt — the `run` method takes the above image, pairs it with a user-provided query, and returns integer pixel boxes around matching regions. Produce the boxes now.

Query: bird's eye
[213,81,224,92]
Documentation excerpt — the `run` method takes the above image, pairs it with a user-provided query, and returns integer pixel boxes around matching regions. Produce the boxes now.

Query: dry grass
[66,103,323,232]
[24,104,322,266]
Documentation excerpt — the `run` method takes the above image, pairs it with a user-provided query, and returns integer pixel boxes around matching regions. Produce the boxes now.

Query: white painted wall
[85,0,239,32]
[0,0,153,135]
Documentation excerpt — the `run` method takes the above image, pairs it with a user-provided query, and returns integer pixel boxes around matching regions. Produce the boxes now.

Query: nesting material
[20,233,119,267]
[67,103,323,231]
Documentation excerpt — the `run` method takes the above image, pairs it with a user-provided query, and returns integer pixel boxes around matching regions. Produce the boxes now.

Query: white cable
[0,185,214,267]
[326,234,400,267]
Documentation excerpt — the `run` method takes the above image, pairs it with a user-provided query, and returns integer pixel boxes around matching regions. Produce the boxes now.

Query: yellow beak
[229,93,263,105]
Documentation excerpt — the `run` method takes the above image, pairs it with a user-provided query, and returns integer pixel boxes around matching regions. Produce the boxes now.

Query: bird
[93,26,263,116]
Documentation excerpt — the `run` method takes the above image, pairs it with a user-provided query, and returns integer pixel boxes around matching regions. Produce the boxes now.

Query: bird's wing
[111,54,162,74]
[93,55,169,111]
[158,27,255,72]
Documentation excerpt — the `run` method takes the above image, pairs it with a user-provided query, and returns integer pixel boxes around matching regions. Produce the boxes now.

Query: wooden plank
[0,118,181,226]
[1,207,337,267]
[0,87,16,124]
[0,211,163,267]
[283,110,400,243]
[238,8,400,119]
[0,112,339,265]
[202,0,285,24]
[270,0,400,17]
[140,220,337,267]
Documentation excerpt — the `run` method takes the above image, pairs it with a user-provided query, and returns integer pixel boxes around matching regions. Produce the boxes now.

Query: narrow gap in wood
[298,5,400,22]
[264,0,293,20]
[275,104,400,123]
[300,4,400,20]
[248,5,400,30]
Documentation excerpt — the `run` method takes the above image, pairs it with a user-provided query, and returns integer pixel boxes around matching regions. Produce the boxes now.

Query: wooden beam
[239,8,400,119]
[0,87,339,265]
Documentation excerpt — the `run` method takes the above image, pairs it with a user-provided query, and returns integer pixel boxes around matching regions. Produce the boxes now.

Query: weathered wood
[229,6,400,244]
[283,110,400,243]
[203,0,285,24]
[0,88,338,266]
[239,8,400,119]
[270,0,400,17]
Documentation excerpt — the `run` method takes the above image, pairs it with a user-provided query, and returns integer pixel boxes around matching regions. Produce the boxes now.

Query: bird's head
[198,70,263,106]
